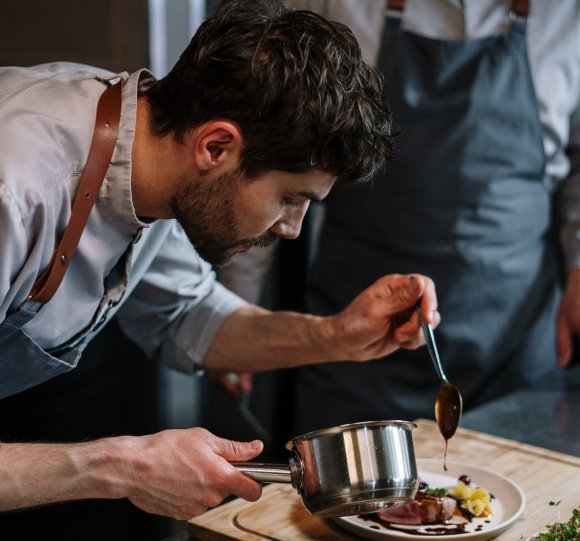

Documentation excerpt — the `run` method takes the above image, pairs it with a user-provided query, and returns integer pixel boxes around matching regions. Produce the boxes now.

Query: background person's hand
[208,371,253,398]
[557,268,580,367]
[120,428,263,520]
[205,372,271,442]
[327,273,439,362]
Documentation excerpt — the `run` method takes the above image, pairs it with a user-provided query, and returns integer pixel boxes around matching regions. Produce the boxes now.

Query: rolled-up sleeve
[115,221,247,373]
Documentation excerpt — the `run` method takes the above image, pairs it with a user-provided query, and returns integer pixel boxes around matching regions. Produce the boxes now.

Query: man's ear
[191,120,242,172]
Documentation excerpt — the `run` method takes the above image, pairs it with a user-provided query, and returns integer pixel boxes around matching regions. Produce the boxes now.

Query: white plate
[332,458,526,541]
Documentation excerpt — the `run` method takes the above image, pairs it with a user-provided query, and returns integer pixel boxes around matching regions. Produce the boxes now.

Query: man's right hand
[0,428,264,520]
[120,428,263,519]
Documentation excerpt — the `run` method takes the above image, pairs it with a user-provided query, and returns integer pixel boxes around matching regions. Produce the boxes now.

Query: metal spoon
[417,308,463,443]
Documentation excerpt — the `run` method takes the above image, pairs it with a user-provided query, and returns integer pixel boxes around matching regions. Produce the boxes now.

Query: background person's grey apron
[293,4,561,434]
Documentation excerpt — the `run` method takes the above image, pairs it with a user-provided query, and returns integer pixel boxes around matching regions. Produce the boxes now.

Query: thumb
[214,437,264,462]
[383,274,423,312]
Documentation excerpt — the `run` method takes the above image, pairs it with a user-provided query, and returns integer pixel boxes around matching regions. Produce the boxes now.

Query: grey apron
[293,4,561,433]
[0,301,94,398]
[0,78,122,399]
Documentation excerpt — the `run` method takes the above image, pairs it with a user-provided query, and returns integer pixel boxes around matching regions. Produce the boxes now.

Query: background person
[284,0,580,434]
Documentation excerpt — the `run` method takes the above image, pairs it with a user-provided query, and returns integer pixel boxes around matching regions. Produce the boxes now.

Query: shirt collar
[100,68,157,232]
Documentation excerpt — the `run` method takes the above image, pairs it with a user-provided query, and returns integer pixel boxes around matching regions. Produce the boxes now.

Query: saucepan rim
[286,419,417,449]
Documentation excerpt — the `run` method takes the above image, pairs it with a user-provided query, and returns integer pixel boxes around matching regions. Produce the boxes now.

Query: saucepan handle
[233,463,292,483]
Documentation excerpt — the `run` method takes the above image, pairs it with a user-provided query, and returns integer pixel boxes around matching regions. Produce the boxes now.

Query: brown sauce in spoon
[435,382,463,470]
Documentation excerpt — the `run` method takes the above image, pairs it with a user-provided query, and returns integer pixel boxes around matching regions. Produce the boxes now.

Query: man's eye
[283,198,303,208]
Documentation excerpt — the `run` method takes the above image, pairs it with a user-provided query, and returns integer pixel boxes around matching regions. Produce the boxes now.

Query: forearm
[202,274,440,373]
[202,304,337,372]
[0,438,130,511]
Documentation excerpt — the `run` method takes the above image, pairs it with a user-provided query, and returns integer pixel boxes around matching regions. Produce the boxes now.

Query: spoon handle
[417,308,448,384]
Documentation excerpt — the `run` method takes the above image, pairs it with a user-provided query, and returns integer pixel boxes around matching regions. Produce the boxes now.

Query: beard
[169,166,277,267]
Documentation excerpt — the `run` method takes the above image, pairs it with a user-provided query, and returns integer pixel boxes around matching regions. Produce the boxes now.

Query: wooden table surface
[186,419,580,541]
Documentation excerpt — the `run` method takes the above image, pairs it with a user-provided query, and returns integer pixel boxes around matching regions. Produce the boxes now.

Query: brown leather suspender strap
[26,79,123,305]
[388,0,406,13]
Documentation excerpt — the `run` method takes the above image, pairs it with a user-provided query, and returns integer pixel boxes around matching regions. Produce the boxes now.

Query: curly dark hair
[145,0,395,184]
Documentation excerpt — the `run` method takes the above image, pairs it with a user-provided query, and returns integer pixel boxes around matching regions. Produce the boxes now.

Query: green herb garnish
[424,487,449,497]
[538,504,580,541]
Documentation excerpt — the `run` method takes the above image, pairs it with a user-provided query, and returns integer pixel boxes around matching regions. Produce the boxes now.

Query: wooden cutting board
[188,419,580,540]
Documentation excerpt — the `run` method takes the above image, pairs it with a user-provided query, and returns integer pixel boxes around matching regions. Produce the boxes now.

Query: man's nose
[271,202,309,239]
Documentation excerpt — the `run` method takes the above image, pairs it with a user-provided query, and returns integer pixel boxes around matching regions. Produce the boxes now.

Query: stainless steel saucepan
[234,420,419,518]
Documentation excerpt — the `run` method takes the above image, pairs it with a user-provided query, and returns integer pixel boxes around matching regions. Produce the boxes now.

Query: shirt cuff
[164,281,247,373]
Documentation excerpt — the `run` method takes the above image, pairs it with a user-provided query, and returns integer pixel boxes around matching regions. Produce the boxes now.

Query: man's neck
[131,97,188,220]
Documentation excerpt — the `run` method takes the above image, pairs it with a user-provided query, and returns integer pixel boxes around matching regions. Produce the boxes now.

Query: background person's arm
[556,100,580,367]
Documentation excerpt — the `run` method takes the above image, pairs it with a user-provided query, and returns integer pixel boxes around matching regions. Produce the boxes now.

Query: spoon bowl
[416,309,463,441]
[435,381,463,440]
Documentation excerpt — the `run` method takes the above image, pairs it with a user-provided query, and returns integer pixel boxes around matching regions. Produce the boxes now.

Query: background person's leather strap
[511,0,530,18]
[388,0,406,12]
[26,79,123,305]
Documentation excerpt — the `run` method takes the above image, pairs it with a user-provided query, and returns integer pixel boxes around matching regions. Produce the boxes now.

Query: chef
[0,0,438,520]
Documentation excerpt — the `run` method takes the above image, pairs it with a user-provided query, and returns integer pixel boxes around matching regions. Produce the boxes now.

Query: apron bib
[294,6,561,432]
[0,302,90,397]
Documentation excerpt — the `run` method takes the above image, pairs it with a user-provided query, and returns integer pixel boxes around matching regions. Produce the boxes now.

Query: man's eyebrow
[298,191,324,203]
